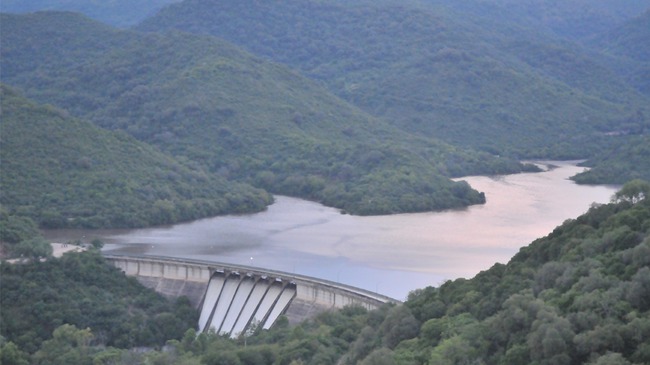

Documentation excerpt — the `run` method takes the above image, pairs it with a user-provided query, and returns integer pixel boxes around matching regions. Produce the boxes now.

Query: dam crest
[104,255,399,338]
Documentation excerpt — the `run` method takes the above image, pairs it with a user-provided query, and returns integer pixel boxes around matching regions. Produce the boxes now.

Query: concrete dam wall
[104,255,399,337]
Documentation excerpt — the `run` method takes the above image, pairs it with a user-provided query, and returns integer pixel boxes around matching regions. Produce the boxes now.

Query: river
[44,161,618,300]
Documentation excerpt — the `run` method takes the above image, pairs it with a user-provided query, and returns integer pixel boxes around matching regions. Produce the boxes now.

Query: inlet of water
[44,161,618,300]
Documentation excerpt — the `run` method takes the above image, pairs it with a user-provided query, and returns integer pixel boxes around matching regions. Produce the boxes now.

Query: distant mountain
[0,84,270,228]
[1,12,529,216]
[0,0,180,27]
[448,0,650,41]
[137,0,649,158]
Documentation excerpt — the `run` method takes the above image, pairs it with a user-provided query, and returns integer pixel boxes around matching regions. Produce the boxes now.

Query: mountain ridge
[137,0,650,158]
[1,11,531,217]
[0,0,180,27]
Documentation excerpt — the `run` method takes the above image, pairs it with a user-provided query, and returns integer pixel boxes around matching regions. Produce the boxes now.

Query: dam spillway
[197,272,297,336]
[104,255,398,337]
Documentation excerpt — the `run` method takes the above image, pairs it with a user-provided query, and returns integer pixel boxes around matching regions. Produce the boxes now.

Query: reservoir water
[44,161,618,300]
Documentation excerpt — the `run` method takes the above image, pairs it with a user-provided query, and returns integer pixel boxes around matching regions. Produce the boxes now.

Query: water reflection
[44,161,618,300]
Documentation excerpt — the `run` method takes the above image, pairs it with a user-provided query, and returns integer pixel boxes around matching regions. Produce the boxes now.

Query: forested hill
[572,135,650,185]
[0,250,199,359]
[1,12,534,217]
[138,0,650,158]
[590,10,650,95]
[0,85,270,228]
[593,10,650,63]
[394,183,650,364]
[1,182,648,364]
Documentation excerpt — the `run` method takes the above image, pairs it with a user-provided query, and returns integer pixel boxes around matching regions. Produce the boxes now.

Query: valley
[1,1,649,364]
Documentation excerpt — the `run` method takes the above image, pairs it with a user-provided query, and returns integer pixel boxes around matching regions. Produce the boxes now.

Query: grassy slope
[1,12,529,216]
[0,85,270,228]
[137,0,649,158]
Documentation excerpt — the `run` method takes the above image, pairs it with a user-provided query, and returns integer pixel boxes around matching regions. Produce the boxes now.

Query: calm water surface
[44,161,618,300]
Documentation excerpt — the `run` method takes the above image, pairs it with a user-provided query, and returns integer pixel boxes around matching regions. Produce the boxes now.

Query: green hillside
[591,10,650,95]
[394,187,650,364]
[137,0,650,158]
[2,182,648,364]
[0,85,270,228]
[572,135,650,184]
[1,12,534,216]
[0,250,198,357]
[594,10,650,62]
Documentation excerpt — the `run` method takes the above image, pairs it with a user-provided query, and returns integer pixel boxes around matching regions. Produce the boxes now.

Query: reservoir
[44,161,618,300]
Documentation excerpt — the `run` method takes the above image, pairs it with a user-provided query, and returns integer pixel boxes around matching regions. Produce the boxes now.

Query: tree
[90,238,104,249]
[627,267,650,311]
[0,341,30,365]
[349,326,379,363]
[613,179,650,204]
[359,348,396,365]
[527,310,574,365]
[428,335,478,365]
[203,350,241,365]
[586,352,632,365]
[91,348,123,365]
[32,324,94,365]
[12,236,52,259]
[0,213,40,244]
[378,306,420,349]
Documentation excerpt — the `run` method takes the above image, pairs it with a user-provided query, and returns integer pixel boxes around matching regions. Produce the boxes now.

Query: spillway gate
[198,271,297,337]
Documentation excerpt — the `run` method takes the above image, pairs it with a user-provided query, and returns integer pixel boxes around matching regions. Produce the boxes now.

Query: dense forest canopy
[572,135,650,184]
[0,11,537,221]
[0,84,271,228]
[594,9,650,62]
[1,2,650,363]
[1,182,648,364]
[0,249,198,363]
[138,0,650,159]
[590,10,650,95]
[1,1,648,224]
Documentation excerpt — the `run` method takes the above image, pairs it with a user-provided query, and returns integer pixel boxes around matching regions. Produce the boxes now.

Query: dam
[104,255,399,338]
